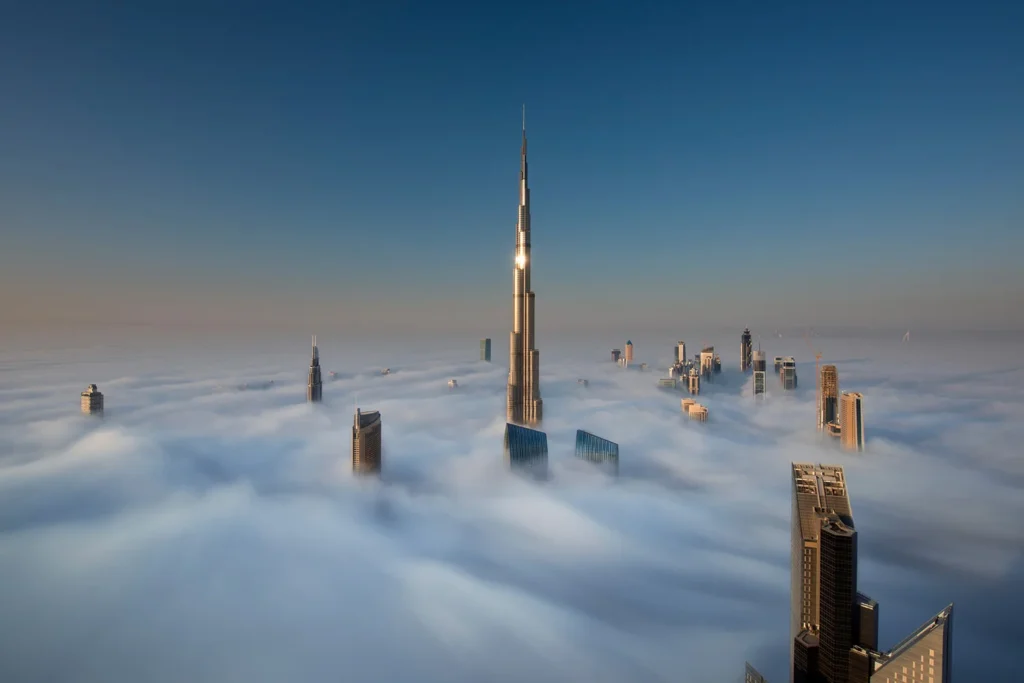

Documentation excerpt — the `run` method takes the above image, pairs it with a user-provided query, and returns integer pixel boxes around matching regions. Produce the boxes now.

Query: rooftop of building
[842,391,864,399]
[792,463,853,540]
[355,409,381,428]
[871,604,954,674]
[81,384,101,395]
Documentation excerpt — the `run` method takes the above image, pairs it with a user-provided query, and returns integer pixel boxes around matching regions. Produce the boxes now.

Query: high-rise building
[775,356,784,374]
[854,593,879,651]
[575,430,619,475]
[687,367,701,395]
[713,354,722,374]
[307,335,323,403]
[677,340,686,364]
[819,365,839,431]
[700,347,715,380]
[504,422,548,477]
[80,384,104,416]
[745,662,769,683]
[688,404,708,422]
[840,392,865,451]
[754,370,766,397]
[781,357,798,390]
[352,408,382,475]
[506,109,543,426]
[791,464,853,677]
[611,348,621,363]
[481,338,492,362]
[753,350,767,397]
[818,515,858,683]
[741,328,753,371]
[753,349,766,373]
[869,604,954,683]
[624,340,634,363]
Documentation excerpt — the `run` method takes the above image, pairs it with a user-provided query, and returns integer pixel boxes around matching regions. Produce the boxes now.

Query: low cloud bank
[0,335,1022,682]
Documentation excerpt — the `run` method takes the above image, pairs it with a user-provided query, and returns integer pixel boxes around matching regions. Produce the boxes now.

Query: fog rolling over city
[0,333,1020,683]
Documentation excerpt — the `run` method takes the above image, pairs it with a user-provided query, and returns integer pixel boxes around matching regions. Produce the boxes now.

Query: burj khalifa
[506,108,543,425]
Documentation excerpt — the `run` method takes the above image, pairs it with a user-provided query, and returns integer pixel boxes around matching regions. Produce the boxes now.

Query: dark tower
[307,336,323,403]
[818,516,858,683]
[741,327,753,371]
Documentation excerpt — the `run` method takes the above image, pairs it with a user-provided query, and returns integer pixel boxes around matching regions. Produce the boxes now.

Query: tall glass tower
[506,107,543,425]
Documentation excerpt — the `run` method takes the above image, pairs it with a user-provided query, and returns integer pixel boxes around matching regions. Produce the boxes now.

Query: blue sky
[1,0,1022,335]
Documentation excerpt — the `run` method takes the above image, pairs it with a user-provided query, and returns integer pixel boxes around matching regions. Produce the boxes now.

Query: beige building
[791,463,853,668]
[687,367,700,395]
[681,398,695,414]
[841,391,865,451]
[868,604,953,683]
[819,365,839,430]
[80,384,104,416]
[352,408,382,475]
[624,340,634,363]
[688,404,708,422]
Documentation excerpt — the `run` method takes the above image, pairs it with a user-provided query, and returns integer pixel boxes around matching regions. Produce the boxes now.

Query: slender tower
[507,106,543,425]
[307,335,323,403]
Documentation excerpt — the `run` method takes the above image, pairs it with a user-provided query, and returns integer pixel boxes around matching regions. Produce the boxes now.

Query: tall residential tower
[819,365,839,430]
[506,108,543,425]
[307,336,323,403]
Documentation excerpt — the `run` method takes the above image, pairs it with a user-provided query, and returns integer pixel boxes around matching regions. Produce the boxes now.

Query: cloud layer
[1,334,1022,682]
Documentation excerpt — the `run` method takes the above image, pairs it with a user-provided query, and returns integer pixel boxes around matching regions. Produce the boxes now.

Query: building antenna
[522,103,526,133]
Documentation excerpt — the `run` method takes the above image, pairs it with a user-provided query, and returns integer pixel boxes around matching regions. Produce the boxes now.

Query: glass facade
[574,430,619,475]
[504,423,548,477]
[480,338,491,362]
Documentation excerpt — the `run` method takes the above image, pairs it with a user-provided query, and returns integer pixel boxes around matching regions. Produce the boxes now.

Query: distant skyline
[2,1,1022,334]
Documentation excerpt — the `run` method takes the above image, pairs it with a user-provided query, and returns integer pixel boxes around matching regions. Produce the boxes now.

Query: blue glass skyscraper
[504,422,548,477]
[575,430,619,475]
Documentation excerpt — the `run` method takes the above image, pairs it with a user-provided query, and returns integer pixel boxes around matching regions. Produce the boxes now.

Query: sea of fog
[1,331,1022,682]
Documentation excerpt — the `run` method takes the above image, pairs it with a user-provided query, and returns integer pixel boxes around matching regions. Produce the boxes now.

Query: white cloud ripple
[0,335,1022,682]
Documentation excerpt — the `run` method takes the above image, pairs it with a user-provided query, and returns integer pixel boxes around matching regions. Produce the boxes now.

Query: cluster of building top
[744,463,953,683]
[504,424,619,478]
[644,328,868,449]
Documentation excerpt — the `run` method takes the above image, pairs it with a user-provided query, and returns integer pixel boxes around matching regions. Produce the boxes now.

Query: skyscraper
[781,357,798,390]
[624,340,634,364]
[506,109,543,426]
[481,338,491,362]
[741,328,753,371]
[869,604,954,683]
[611,348,621,363]
[504,422,548,477]
[676,340,686,364]
[307,335,323,403]
[80,384,104,416]
[818,515,858,683]
[352,408,382,475]
[840,392,865,451]
[753,350,767,397]
[819,365,839,431]
[575,430,619,475]
[791,463,853,679]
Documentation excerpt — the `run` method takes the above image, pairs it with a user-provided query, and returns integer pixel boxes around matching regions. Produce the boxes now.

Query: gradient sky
[1,0,1022,337]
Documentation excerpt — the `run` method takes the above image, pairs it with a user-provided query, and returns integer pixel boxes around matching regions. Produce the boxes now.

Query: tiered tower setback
[506,108,543,425]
